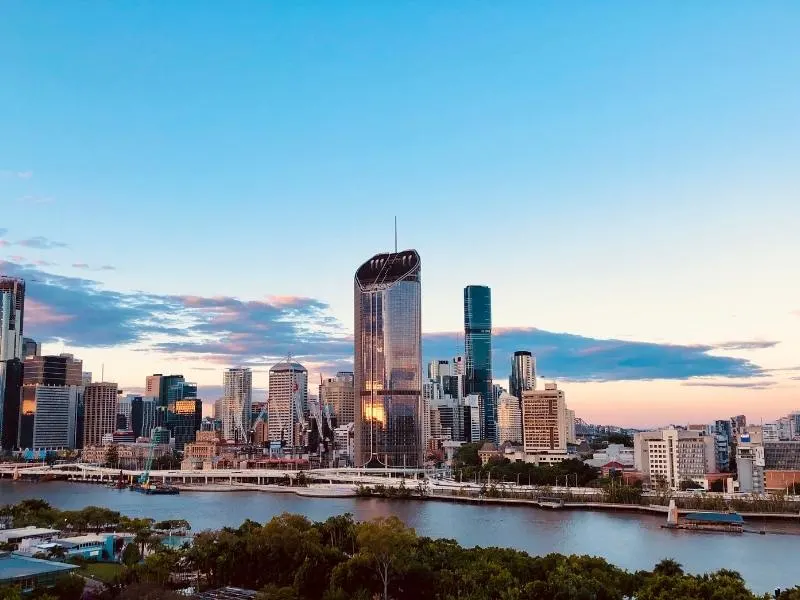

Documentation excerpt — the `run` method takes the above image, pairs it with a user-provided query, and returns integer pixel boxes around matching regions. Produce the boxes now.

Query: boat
[130,482,180,495]
[662,499,743,533]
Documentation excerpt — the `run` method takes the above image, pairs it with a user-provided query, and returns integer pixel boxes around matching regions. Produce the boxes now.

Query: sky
[1,2,799,427]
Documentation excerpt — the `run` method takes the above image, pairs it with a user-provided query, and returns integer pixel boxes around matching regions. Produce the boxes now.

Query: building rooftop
[685,512,744,524]
[57,534,107,545]
[269,361,306,372]
[193,587,258,600]
[0,553,78,580]
[0,526,60,541]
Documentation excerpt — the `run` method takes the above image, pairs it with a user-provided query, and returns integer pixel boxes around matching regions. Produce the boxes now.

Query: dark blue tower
[464,285,493,442]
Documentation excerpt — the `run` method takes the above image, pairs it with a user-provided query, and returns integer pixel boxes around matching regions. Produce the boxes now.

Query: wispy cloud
[711,340,779,351]
[17,236,67,250]
[72,263,115,272]
[0,170,33,179]
[682,380,775,389]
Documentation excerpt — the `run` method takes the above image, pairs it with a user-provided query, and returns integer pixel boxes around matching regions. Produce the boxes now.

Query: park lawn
[79,562,125,583]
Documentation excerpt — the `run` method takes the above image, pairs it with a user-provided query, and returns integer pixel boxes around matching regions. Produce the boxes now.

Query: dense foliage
[101,512,799,600]
[0,499,153,534]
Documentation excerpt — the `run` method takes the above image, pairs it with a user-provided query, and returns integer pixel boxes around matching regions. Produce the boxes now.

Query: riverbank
[4,479,800,594]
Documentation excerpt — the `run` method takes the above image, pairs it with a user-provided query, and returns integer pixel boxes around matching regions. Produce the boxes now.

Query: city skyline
[1,3,799,427]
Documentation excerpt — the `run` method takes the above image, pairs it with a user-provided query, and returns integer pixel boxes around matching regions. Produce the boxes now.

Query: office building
[634,428,717,488]
[464,393,483,442]
[163,379,200,450]
[354,249,423,468]
[140,397,158,439]
[464,285,494,443]
[509,351,536,402]
[736,432,765,493]
[268,361,307,448]
[20,385,82,449]
[221,367,252,442]
[22,337,39,358]
[24,354,83,386]
[320,371,355,426]
[1,359,22,449]
[145,374,186,427]
[83,382,118,447]
[521,383,569,454]
[497,392,522,445]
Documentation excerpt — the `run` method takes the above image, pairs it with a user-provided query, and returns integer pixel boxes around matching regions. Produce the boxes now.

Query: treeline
[452,444,599,486]
[96,513,800,600]
[0,499,153,535]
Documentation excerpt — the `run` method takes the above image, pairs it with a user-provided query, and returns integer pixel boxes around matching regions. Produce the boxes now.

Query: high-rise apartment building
[509,351,536,402]
[464,285,494,443]
[354,249,423,468]
[221,368,252,442]
[145,374,186,427]
[268,361,308,448]
[83,382,118,447]
[320,371,355,426]
[522,383,569,454]
[497,393,522,445]
[566,408,576,444]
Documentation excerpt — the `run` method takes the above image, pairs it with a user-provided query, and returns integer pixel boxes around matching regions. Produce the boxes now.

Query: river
[2,480,798,594]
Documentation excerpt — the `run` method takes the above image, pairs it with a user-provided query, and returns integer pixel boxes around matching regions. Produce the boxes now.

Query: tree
[105,445,119,468]
[122,542,142,566]
[653,558,684,577]
[256,585,300,600]
[356,517,416,600]
[453,443,481,468]
[679,479,703,491]
[709,479,725,493]
[116,583,181,600]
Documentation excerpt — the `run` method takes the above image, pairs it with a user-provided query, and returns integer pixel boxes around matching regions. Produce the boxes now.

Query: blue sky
[1,2,799,425]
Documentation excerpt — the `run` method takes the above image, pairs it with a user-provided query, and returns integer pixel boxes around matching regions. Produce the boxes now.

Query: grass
[79,562,125,583]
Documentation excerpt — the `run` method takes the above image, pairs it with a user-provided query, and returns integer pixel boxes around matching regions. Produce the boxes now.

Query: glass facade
[354,250,422,468]
[464,285,494,442]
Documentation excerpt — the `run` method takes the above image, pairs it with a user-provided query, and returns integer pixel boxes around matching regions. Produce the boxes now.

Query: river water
[2,480,798,594]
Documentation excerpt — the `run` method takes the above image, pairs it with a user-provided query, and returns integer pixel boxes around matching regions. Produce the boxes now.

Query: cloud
[6,261,772,383]
[72,263,115,272]
[0,170,33,179]
[423,327,767,382]
[17,236,67,250]
[682,380,776,390]
[711,340,779,351]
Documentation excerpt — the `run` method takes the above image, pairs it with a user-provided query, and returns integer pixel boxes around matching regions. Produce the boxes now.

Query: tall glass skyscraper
[354,249,422,468]
[464,285,494,442]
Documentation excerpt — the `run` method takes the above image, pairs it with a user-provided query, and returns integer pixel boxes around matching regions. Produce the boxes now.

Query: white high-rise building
[522,383,569,454]
[566,408,576,444]
[268,361,307,448]
[221,368,252,442]
[634,427,717,489]
[0,278,25,361]
[497,392,522,445]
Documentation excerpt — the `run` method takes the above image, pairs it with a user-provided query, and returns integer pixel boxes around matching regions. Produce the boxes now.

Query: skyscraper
[22,338,39,359]
[83,382,118,447]
[354,249,423,468]
[221,367,252,442]
[0,277,25,361]
[464,285,494,442]
[509,351,536,401]
[0,277,25,451]
[268,361,308,448]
